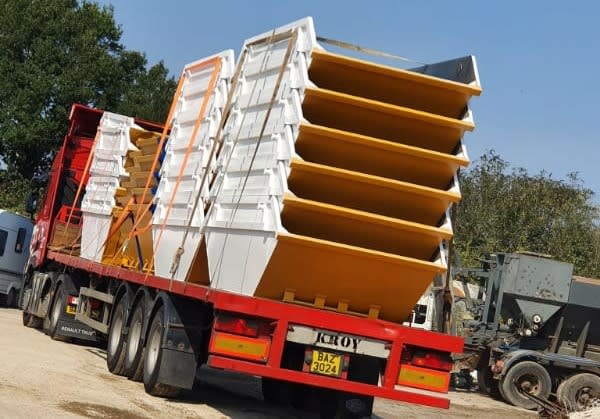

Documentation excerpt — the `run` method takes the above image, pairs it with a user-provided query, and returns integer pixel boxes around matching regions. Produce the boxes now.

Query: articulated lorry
[20,18,481,418]
[453,253,600,412]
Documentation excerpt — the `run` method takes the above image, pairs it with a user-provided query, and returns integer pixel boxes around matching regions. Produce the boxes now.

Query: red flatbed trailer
[21,103,463,418]
[47,249,462,409]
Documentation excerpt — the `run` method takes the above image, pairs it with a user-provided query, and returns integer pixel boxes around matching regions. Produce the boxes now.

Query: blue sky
[98,0,600,198]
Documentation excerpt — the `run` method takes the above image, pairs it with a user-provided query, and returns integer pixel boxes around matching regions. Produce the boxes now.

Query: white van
[0,210,33,307]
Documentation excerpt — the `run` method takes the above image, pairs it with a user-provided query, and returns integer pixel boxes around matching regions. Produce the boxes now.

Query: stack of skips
[74,17,481,323]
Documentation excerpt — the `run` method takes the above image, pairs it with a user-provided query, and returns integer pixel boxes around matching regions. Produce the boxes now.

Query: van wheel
[6,288,17,308]
[143,306,180,398]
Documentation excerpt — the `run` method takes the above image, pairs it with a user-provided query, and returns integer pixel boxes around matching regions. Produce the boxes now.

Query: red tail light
[214,315,259,338]
[411,350,453,371]
[67,295,79,306]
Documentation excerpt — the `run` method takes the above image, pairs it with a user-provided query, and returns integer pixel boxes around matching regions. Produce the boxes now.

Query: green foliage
[0,171,29,214]
[114,61,176,123]
[454,150,600,277]
[0,0,175,179]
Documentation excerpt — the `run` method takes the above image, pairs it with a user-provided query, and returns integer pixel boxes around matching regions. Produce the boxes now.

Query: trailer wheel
[47,284,68,341]
[143,306,180,398]
[500,361,551,410]
[557,373,600,412]
[124,298,147,381]
[107,295,128,375]
[261,377,291,405]
[261,343,311,408]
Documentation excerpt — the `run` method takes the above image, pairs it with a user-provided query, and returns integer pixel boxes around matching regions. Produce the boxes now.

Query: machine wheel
[47,284,67,340]
[476,349,502,399]
[478,365,502,399]
[500,361,551,410]
[124,298,147,381]
[107,295,128,375]
[143,306,180,398]
[557,373,600,412]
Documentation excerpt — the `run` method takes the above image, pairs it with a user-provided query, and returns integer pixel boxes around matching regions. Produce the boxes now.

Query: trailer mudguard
[147,292,209,390]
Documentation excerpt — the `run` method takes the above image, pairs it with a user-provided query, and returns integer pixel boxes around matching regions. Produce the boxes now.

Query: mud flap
[157,348,197,389]
[56,318,98,341]
[150,292,208,390]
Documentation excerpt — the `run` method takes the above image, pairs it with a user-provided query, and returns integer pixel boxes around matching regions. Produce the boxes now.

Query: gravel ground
[0,307,537,418]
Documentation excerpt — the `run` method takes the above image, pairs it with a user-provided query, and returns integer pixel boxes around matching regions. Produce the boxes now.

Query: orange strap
[149,57,222,273]
[131,57,222,228]
[128,65,189,233]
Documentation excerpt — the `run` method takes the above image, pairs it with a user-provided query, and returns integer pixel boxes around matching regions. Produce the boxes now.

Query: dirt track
[0,308,536,418]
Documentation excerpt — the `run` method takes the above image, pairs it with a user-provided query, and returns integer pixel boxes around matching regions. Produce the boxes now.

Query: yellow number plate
[66,305,76,315]
[310,350,342,377]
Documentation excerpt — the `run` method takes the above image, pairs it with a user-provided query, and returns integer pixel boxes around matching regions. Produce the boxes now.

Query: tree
[115,61,176,122]
[0,171,29,214]
[0,0,175,179]
[454,150,600,277]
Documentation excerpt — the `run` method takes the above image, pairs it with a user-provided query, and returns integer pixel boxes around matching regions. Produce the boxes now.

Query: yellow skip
[295,123,468,190]
[308,49,481,119]
[302,87,473,154]
[287,159,460,226]
[255,233,445,323]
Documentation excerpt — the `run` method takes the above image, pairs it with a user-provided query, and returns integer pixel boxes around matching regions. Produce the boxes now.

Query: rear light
[67,295,79,305]
[411,350,453,372]
[214,315,260,338]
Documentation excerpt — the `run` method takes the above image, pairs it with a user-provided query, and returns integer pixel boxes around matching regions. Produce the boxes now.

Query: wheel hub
[575,386,593,409]
[519,375,539,394]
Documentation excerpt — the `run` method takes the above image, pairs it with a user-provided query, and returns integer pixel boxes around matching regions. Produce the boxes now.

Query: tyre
[124,298,147,381]
[107,295,129,375]
[477,365,502,399]
[261,377,292,405]
[334,357,378,418]
[261,343,311,409]
[6,288,17,308]
[47,284,67,340]
[22,311,43,329]
[557,373,600,412]
[476,349,502,399]
[143,306,180,398]
[500,361,551,410]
